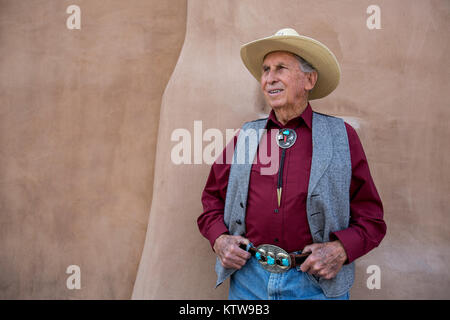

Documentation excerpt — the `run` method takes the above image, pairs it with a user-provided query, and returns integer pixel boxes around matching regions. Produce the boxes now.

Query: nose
[265,69,278,84]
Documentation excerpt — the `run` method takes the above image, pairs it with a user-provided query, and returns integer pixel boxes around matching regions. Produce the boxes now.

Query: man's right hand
[213,234,251,269]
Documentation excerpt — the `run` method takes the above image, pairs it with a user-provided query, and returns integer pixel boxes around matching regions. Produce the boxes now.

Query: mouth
[267,89,284,96]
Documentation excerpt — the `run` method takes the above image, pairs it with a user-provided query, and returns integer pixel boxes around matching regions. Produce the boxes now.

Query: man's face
[261,51,315,111]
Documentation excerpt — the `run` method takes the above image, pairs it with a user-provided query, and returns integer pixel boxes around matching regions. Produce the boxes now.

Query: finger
[221,254,248,269]
[300,256,313,273]
[233,236,250,248]
[231,244,251,260]
[223,245,249,263]
[237,237,250,246]
[229,236,251,258]
[319,270,331,279]
[300,249,323,273]
[220,258,241,269]
[311,263,324,275]
[319,267,336,279]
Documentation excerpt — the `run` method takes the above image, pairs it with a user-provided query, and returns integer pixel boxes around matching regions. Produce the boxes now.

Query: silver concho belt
[254,244,291,273]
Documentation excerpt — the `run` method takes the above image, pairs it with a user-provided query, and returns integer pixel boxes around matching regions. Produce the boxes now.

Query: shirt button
[274,238,279,243]
[274,209,279,213]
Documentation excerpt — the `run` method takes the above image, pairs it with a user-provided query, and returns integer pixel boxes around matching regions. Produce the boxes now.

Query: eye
[262,66,270,72]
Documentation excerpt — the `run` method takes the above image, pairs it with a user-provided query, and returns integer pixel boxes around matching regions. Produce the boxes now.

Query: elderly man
[197,28,386,300]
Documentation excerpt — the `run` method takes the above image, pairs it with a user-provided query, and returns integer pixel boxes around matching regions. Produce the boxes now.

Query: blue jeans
[229,255,350,300]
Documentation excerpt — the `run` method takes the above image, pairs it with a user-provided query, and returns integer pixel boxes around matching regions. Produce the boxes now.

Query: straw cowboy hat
[240,28,341,100]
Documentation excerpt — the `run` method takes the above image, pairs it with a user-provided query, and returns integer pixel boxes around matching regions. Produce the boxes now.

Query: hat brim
[240,35,340,100]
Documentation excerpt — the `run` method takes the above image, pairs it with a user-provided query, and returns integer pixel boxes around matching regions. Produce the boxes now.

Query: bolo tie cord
[276,124,301,208]
[277,148,286,207]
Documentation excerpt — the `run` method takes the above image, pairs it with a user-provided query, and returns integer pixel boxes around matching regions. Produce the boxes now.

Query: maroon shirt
[198,104,386,263]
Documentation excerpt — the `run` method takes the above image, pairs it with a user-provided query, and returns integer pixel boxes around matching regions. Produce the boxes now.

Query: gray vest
[215,112,354,298]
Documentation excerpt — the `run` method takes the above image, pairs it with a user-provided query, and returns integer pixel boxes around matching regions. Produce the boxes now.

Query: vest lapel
[308,113,333,196]
[233,119,268,203]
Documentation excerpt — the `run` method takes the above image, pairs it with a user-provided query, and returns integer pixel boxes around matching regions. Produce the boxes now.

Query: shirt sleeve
[197,133,239,248]
[330,123,387,263]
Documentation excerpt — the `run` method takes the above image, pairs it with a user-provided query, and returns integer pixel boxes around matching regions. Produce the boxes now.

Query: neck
[273,100,308,126]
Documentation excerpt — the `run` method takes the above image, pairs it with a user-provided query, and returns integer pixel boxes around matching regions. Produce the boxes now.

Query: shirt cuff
[207,223,229,249]
[329,228,362,264]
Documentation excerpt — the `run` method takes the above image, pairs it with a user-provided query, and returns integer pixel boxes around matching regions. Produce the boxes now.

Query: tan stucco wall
[0,0,186,299]
[1,0,449,299]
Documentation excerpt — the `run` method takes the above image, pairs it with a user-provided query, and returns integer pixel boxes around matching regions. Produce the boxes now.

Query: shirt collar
[266,103,313,130]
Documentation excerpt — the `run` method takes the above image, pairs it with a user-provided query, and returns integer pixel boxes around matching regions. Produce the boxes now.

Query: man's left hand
[300,240,347,280]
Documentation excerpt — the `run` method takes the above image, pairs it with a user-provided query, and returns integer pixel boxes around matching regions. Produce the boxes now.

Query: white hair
[293,54,316,74]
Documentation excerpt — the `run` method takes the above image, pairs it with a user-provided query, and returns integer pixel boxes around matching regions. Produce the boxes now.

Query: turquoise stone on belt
[267,256,275,265]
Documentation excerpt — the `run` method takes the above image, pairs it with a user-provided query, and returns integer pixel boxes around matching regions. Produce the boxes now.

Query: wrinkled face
[261,51,315,111]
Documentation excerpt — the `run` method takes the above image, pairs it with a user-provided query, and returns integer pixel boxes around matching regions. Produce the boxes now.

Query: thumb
[234,236,250,247]
[302,243,316,254]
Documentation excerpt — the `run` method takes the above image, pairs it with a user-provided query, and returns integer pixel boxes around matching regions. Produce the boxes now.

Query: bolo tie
[276,127,298,207]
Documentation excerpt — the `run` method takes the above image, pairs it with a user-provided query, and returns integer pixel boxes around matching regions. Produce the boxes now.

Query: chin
[269,103,286,110]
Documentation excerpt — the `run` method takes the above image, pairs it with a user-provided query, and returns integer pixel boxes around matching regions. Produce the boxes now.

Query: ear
[305,71,318,91]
